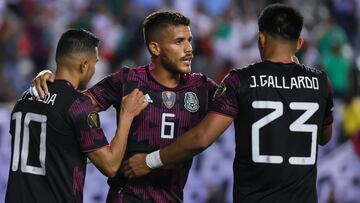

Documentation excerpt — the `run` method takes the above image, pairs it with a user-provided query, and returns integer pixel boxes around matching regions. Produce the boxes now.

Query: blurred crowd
[0,0,360,100]
[0,0,360,202]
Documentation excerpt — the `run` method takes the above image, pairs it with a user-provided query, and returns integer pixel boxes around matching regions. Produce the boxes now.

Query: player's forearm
[159,117,218,165]
[160,130,207,165]
[156,113,234,167]
[107,113,134,175]
[319,124,332,145]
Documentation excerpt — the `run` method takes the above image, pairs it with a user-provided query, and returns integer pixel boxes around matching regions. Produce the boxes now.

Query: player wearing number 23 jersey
[87,64,217,202]
[135,4,334,203]
[211,61,333,202]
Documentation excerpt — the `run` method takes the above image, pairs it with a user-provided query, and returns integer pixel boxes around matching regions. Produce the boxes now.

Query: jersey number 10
[252,101,319,165]
[11,112,47,176]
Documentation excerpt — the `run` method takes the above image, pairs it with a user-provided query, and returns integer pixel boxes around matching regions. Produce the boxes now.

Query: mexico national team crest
[162,91,176,109]
[184,92,199,112]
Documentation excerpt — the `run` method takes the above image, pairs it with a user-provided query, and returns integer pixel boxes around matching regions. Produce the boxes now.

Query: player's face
[79,48,99,90]
[158,25,193,74]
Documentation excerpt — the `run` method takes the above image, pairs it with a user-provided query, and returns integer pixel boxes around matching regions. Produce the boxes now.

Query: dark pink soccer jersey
[87,64,217,202]
[210,61,334,203]
[6,80,109,203]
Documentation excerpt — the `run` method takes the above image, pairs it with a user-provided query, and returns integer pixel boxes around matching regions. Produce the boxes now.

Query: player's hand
[121,89,148,119]
[121,153,151,179]
[31,70,55,99]
[292,55,300,64]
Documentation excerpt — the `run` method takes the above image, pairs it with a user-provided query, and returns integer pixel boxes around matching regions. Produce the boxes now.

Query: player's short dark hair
[143,11,190,47]
[258,3,303,41]
[55,29,99,62]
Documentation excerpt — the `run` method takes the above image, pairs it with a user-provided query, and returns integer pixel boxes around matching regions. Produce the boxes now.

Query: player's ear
[79,59,89,74]
[149,41,160,56]
[258,32,266,51]
[295,37,304,53]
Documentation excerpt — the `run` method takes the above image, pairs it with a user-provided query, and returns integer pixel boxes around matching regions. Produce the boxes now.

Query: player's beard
[160,55,191,75]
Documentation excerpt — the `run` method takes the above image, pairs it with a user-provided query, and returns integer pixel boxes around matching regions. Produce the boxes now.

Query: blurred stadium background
[0,0,360,202]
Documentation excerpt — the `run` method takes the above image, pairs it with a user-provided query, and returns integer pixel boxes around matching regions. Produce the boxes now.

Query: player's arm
[319,76,334,146]
[122,112,233,178]
[319,99,333,145]
[319,124,332,145]
[160,112,233,163]
[83,91,103,112]
[31,70,103,111]
[31,69,55,99]
[88,89,148,178]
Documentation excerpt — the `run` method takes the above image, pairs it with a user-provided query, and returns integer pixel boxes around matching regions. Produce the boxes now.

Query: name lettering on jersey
[29,92,57,106]
[162,91,176,109]
[184,92,199,112]
[250,75,319,90]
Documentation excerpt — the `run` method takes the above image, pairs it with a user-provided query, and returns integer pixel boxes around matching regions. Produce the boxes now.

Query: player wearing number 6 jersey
[123,4,334,203]
[86,12,217,202]
[5,29,148,203]
[30,11,217,202]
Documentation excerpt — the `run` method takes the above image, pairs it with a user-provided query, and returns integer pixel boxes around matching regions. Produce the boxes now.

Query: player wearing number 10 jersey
[6,29,148,203]
[125,4,334,203]
[6,81,109,203]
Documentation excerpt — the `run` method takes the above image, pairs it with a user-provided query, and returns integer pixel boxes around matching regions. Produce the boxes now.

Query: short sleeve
[68,95,109,153]
[206,77,219,102]
[209,71,240,118]
[87,68,127,110]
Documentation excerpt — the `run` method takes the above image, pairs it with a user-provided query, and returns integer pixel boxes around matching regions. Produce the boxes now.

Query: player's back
[6,80,95,203]
[231,61,333,202]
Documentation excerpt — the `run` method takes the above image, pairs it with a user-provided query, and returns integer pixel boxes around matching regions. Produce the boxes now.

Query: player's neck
[263,47,295,64]
[150,64,180,88]
[262,40,297,64]
[55,69,79,89]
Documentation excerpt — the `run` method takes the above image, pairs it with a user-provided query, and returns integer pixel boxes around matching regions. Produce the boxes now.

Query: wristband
[145,150,163,169]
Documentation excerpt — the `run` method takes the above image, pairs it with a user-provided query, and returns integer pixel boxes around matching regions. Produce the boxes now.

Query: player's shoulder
[119,65,149,74]
[111,65,148,81]
[222,63,255,80]
[110,66,132,77]
[184,72,210,82]
[14,80,80,112]
[49,80,84,107]
[230,62,258,74]
[183,72,217,88]
[298,64,326,76]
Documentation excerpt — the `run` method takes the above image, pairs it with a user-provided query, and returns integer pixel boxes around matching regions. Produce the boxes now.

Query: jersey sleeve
[206,77,219,102]
[67,95,109,153]
[323,76,334,126]
[209,71,239,118]
[86,68,127,111]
